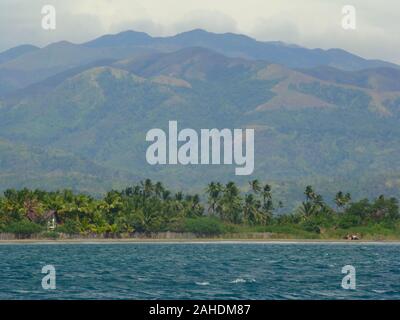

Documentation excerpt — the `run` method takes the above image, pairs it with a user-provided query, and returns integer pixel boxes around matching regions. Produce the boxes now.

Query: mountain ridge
[1,31,400,206]
[1,29,398,71]
[1,29,398,97]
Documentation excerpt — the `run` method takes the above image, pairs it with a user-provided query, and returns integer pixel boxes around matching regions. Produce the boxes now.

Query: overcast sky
[1,0,399,64]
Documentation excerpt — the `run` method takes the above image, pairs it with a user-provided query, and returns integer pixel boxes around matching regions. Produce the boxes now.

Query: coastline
[1,238,400,244]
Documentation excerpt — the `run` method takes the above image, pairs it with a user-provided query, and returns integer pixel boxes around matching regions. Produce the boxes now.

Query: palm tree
[162,190,171,201]
[187,194,203,217]
[305,185,316,202]
[244,194,256,224]
[345,192,352,204]
[314,194,325,209]
[335,191,352,212]
[141,179,154,199]
[298,201,319,218]
[124,187,134,197]
[154,182,164,199]
[261,184,273,211]
[140,179,153,207]
[299,186,327,218]
[221,182,242,223]
[206,182,222,216]
[249,180,261,194]
[335,191,344,210]
[175,192,184,201]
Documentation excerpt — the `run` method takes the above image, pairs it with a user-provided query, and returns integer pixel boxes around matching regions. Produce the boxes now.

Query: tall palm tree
[175,192,184,201]
[162,190,171,201]
[335,191,345,211]
[222,182,242,223]
[141,179,154,198]
[249,180,261,194]
[261,184,273,211]
[314,194,325,209]
[345,193,352,204]
[154,182,164,199]
[243,194,254,224]
[298,201,319,218]
[335,191,352,212]
[304,185,316,202]
[206,182,222,216]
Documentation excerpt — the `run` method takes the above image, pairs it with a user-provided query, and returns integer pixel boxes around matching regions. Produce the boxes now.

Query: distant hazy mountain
[1,29,398,96]
[298,66,400,91]
[0,44,39,64]
[83,29,399,70]
[0,31,400,205]
[0,40,158,94]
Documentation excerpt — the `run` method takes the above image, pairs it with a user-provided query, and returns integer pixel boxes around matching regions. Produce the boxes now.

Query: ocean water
[0,242,399,300]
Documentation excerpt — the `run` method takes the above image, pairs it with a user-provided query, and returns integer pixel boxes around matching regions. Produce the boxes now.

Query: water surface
[0,242,399,299]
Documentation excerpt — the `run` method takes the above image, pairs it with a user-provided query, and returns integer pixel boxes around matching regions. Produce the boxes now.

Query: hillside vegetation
[1,180,399,240]
[0,30,400,207]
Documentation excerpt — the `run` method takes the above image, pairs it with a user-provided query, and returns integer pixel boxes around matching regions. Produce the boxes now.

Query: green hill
[1,40,400,208]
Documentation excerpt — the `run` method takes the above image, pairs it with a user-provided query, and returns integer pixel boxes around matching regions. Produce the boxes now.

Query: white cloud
[173,10,238,35]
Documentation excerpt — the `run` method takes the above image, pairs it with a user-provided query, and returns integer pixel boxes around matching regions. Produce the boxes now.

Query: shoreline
[1,238,400,244]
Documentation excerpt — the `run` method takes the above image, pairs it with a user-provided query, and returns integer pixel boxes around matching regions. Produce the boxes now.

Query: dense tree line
[0,179,399,238]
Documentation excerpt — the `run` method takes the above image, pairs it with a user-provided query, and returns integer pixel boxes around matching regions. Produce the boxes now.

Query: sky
[1,0,399,64]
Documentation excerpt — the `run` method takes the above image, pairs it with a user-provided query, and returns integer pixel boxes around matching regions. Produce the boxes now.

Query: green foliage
[1,56,400,209]
[183,217,225,235]
[293,82,372,109]
[301,220,321,233]
[3,220,42,237]
[40,231,60,239]
[56,219,81,234]
[0,182,399,239]
[338,214,361,229]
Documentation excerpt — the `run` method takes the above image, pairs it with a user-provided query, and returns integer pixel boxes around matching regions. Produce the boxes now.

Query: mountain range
[1,29,400,207]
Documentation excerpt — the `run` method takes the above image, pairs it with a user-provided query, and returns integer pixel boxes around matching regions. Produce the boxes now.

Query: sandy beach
[1,238,400,244]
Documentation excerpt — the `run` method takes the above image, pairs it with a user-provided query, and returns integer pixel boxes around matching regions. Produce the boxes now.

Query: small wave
[231,278,246,283]
[372,289,388,294]
[195,282,210,286]
[14,290,31,294]
[230,278,256,284]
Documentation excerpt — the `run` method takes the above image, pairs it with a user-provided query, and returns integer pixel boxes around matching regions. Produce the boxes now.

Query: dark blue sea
[0,242,399,299]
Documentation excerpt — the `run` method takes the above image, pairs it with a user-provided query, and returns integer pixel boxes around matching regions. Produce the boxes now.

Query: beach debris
[344,234,360,240]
